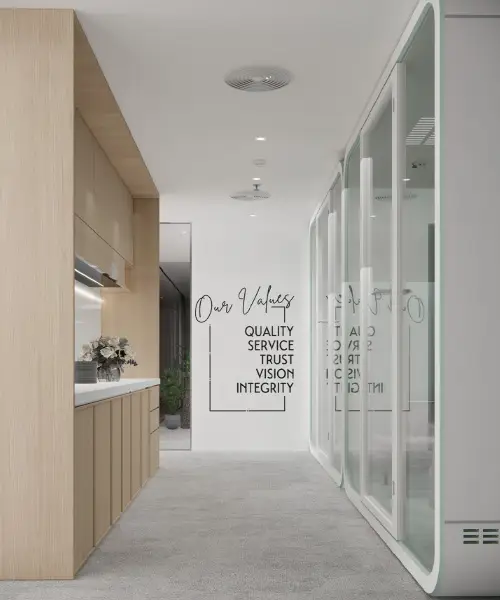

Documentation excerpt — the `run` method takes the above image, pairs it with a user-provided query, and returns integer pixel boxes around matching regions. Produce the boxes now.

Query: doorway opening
[159,223,192,450]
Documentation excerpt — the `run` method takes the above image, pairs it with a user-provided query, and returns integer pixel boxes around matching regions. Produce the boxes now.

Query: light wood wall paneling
[74,406,94,574]
[111,397,123,523]
[93,401,111,545]
[141,392,150,485]
[0,9,75,580]
[131,394,141,497]
[73,16,158,199]
[102,199,160,378]
[121,395,132,510]
[150,429,160,477]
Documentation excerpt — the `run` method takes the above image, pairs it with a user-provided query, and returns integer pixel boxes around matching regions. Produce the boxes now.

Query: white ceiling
[2,0,419,216]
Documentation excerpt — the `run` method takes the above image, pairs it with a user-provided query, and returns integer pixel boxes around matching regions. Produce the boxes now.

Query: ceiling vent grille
[462,527,499,545]
[225,66,292,92]
[230,184,270,201]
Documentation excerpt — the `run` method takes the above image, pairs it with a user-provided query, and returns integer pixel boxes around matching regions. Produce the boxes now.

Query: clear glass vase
[97,364,121,382]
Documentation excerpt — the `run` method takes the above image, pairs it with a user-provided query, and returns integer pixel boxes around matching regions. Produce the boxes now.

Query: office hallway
[0,453,427,600]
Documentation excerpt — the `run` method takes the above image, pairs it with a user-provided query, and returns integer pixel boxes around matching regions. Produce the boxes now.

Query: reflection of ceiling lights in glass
[406,117,435,146]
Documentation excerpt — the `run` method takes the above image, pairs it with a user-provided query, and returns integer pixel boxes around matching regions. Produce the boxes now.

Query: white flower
[79,344,93,361]
[100,347,116,359]
[110,337,120,348]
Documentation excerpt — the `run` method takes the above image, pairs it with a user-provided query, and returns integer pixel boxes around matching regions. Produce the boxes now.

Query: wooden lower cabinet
[149,385,159,411]
[141,392,149,485]
[73,386,160,575]
[74,405,94,572]
[110,397,122,523]
[150,428,160,476]
[121,395,132,509]
[93,401,111,545]
[149,408,159,433]
[130,393,141,497]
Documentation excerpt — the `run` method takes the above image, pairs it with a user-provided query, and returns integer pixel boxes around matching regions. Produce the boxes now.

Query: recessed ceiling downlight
[230,184,271,202]
[225,66,292,92]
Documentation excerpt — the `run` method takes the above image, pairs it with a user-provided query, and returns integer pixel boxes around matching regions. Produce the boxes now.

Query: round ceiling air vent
[230,184,271,201]
[225,66,292,92]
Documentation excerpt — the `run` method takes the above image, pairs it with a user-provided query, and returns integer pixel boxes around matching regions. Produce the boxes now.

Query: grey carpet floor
[0,452,431,600]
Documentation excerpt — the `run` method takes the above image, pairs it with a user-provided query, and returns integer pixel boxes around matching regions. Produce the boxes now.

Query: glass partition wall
[310,172,343,484]
[310,3,436,581]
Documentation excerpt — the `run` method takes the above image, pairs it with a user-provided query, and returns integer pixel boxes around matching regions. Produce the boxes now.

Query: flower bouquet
[79,336,138,382]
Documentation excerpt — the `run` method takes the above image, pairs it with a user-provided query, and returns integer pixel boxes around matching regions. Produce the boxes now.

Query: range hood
[75,256,120,288]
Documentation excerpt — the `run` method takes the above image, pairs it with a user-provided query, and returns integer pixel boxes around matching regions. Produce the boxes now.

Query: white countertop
[75,378,160,407]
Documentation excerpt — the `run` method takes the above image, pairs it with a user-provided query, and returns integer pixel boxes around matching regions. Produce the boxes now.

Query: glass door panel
[344,142,361,492]
[400,7,435,570]
[329,179,343,474]
[310,221,318,450]
[316,203,330,458]
[361,93,394,521]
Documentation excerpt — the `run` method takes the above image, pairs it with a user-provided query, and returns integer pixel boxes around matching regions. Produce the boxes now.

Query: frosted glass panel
[400,7,435,571]
[364,97,393,515]
[345,142,361,492]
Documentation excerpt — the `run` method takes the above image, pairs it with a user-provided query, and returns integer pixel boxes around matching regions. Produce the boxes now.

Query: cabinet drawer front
[149,408,159,433]
[149,386,159,411]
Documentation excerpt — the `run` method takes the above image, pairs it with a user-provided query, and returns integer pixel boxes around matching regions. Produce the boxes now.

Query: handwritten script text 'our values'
[195,286,295,324]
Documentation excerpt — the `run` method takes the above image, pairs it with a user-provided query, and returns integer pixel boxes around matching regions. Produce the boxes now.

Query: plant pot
[165,414,181,430]
[97,365,121,382]
[75,361,97,384]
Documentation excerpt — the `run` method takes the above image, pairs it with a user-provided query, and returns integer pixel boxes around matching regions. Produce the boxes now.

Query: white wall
[161,197,310,451]
[74,281,102,359]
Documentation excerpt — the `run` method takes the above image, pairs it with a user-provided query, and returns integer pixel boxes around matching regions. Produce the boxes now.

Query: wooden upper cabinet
[93,138,134,265]
[74,216,126,288]
[74,111,134,266]
[74,112,96,229]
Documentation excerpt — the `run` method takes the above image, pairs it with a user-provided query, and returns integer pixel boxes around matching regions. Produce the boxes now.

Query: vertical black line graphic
[209,324,212,411]
[272,305,287,323]
[408,326,411,408]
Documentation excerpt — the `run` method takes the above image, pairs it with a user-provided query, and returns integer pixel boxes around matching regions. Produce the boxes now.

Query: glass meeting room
[310,4,436,583]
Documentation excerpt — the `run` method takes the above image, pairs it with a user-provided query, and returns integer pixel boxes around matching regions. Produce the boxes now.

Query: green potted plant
[160,368,183,429]
[180,350,191,429]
